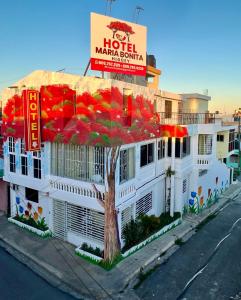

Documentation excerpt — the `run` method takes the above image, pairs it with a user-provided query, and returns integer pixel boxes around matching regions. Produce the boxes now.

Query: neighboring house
[0,101,8,214]
[0,70,232,249]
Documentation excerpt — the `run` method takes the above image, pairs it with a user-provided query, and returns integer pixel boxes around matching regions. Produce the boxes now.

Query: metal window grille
[33,158,41,179]
[9,154,16,173]
[120,148,135,183]
[20,139,27,154]
[51,143,105,184]
[8,137,15,153]
[136,192,153,217]
[21,156,28,175]
[67,203,104,243]
[198,135,212,155]
[158,139,165,159]
[121,204,134,238]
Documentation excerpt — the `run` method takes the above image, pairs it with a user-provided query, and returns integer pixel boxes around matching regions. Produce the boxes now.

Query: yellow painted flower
[198,186,202,196]
[33,212,39,221]
[38,206,43,215]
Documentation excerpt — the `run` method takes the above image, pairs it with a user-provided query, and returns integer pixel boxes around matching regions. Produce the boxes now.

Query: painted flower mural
[14,197,48,232]
[2,85,188,146]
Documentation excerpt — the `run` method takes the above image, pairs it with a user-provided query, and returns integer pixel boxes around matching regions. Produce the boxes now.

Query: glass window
[158,139,165,160]
[51,144,105,184]
[165,100,172,118]
[25,188,39,203]
[175,138,181,158]
[33,158,41,179]
[21,156,28,176]
[8,137,15,153]
[168,138,172,157]
[140,143,154,167]
[120,147,135,183]
[9,154,16,173]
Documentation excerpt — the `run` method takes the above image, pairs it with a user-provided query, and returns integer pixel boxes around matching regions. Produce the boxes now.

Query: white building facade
[2,71,233,250]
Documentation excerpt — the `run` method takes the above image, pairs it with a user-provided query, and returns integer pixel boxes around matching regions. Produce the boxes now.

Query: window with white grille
[51,144,104,184]
[136,192,153,217]
[67,203,104,243]
[121,204,134,238]
[20,139,28,176]
[158,139,165,159]
[120,147,135,183]
[198,135,212,155]
[8,137,15,153]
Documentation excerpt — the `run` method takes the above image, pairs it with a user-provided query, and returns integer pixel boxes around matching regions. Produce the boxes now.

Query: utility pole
[234,108,241,173]
[133,6,144,23]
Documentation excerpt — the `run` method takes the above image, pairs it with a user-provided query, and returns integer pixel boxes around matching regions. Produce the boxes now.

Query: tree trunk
[104,146,120,263]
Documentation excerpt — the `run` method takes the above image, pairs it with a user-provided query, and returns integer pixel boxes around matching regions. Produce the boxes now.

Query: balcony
[158,112,216,125]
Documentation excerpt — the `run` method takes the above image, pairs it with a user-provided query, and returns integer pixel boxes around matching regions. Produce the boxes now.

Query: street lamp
[234,108,241,173]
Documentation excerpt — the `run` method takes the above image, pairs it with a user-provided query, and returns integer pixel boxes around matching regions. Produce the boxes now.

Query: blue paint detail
[19,206,24,214]
[16,197,20,205]
[191,191,197,198]
[189,198,194,206]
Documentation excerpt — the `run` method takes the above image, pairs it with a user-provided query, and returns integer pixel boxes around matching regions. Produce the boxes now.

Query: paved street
[136,193,241,300]
[0,246,74,300]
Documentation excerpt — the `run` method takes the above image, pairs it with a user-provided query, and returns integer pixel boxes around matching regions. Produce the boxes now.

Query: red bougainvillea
[2,85,188,146]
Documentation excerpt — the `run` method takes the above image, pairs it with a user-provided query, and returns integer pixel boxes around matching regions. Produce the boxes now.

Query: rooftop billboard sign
[90,13,147,76]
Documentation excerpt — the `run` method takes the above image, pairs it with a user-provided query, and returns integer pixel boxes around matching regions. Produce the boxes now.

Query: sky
[0,0,241,114]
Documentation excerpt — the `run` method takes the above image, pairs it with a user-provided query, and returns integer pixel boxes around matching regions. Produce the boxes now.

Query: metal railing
[158,112,216,125]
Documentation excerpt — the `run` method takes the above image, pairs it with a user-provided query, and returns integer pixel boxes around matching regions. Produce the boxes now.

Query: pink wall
[0,181,8,213]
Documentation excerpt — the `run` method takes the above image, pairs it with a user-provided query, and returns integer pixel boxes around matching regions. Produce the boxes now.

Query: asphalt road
[0,246,74,300]
[136,194,241,300]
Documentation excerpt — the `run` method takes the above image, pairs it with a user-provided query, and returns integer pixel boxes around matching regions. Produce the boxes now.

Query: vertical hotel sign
[90,13,147,76]
[23,90,41,151]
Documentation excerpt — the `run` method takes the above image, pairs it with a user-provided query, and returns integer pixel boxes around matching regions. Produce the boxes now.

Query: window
[9,154,16,173]
[217,134,224,142]
[25,188,39,203]
[136,192,152,217]
[165,100,172,118]
[8,137,15,153]
[158,139,165,159]
[198,135,212,155]
[21,139,26,154]
[33,158,41,179]
[183,179,187,193]
[168,138,172,157]
[140,143,154,167]
[182,137,191,157]
[51,144,105,184]
[21,156,28,175]
[120,148,135,183]
[175,138,181,158]
[229,130,235,152]
[20,139,28,175]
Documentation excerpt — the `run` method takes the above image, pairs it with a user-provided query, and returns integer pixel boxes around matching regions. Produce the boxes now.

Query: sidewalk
[0,182,241,300]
